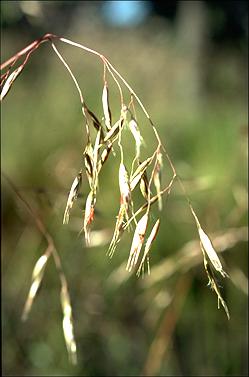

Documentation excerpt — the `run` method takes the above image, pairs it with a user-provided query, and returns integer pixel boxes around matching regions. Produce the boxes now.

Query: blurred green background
[1,1,248,376]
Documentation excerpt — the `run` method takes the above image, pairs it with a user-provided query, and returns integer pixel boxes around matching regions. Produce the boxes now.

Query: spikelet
[119,163,131,219]
[191,208,228,278]
[201,245,230,319]
[0,65,23,101]
[198,227,228,278]
[97,144,112,173]
[130,157,153,191]
[84,142,94,187]
[60,285,77,364]
[139,170,149,200]
[137,219,160,277]
[126,213,148,272]
[104,118,124,143]
[22,254,49,321]
[83,191,96,245]
[102,81,112,131]
[83,103,103,138]
[129,119,143,159]
[63,172,82,224]
[92,129,102,189]
[153,151,163,210]
[108,206,126,258]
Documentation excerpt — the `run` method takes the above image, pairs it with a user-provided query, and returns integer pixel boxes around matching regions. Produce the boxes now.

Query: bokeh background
[1,1,248,376]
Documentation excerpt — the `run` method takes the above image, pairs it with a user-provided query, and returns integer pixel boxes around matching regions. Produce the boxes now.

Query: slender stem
[0,33,58,71]
[59,37,105,60]
[51,42,85,105]
[104,59,124,105]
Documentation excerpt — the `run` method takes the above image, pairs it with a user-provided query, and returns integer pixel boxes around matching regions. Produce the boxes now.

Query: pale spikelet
[130,157,153,191]
[93,129,101,168]
[198,227,228,278]
[61,285,77,364]
[104,118,123,143]
[139,171,149,200]
[153,151,163,210]
[92,129,102,189]
[97,144,112,173]
[63,172,82,224]
[190,207,228,278]
[119,163,131,207]
[137,219,160,277]
[129,119,143,159]
[108,206,125,258]
[121,104,128,121]
[84,143,94,187]
[22,254,49,321]
[0,65,23,101]
[126,213,148,272]
[83,191,96,245]
[102,81,112,131]
[83,104,102,134]
[201,246,230,319]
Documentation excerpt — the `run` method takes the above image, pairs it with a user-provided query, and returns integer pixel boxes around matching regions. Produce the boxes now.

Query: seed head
[126,213,148,272]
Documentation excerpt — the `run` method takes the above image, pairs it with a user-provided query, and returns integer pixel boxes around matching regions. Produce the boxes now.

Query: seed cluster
[63,80,165,276]
[0,34,231,366]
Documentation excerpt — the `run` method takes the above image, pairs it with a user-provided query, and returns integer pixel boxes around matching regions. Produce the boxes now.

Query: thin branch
[0,33,58,71]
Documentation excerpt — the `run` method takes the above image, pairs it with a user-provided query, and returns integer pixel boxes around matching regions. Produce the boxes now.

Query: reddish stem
[0,33,58,71]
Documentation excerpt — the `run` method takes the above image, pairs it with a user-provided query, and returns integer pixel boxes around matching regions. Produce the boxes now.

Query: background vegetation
[1,1,248,376]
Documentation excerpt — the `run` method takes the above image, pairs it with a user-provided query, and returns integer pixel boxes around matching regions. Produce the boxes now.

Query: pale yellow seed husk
[119,163,130,203]
[137,219,160,276]
[32,254,48,279]
[1,66,23,101]
[63,174,81,224]
[198,228,225,275]
[102,82,112,130]
[130,157,153,191]
[61,287,77,364]
[22,253,49,321]
[126,213,148,271]
[129,119,143,158]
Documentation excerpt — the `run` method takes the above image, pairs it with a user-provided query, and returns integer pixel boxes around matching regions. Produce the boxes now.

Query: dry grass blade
[201,244,230,319]
[22,253,49,321]
[199,227,228,278]
[61,284,77,364]
[92,129,102,189]
[97,144,112,173]
[126,213,148,272]
[129,119,143,159]
[63,171,82,224]
[130,157,153,191]
[83,190,96,245]
[83,104,104,139]
[153,151,163,211]
[84,142,94,187]
[108,206,126,258]
[119,163,131,208]
[104,118,124,143]
[0,65,23,101]
[191,207,228,278]
[102,81,112,131]
[140,170,150,200]
[137,219,160,277]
